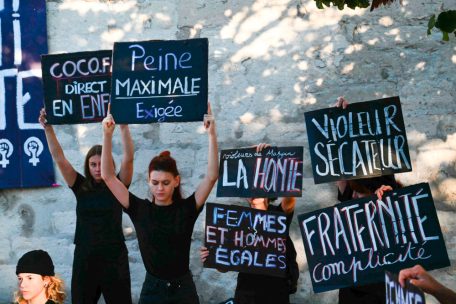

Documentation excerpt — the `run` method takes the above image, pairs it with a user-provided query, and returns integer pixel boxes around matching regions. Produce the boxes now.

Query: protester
[39,109,133,304]
[399,265,456,304]
[101,104,218,304]
[200,143,299,304]
[14,250,65,304]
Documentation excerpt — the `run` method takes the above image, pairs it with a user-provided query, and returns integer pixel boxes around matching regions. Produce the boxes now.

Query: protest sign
[298,183,450,293]
[217,146,303,198]
[0,0,55,189]
[304,97,412,184]
[219,299,235,304]
[204,203,289,277]
[385,271,425,304]
[41,50,112,124]
[111,38,208,123]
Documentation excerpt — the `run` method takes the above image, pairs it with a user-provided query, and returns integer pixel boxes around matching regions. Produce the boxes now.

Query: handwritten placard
[385,271,425,304]
[217,146,303,198]
[298,183,450,293]
[0,0,55,189]
[204,203,288,277]
[110,38,208,123]
[41,50,112,124]
[304,97,412,184]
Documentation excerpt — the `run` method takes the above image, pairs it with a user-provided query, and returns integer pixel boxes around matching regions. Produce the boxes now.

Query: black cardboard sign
[216,146,303,198]
[110,38,208,123]
[385,271,425,304]
[304,97,412,184]
[204,203,288,277]
[298,183,450,293]
[41,50,112,124]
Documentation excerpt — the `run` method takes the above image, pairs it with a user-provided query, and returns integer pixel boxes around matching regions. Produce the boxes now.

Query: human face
[88,154,102,182]
[17,273,49,303]
[248,198,268,210]
[148,170,180,205]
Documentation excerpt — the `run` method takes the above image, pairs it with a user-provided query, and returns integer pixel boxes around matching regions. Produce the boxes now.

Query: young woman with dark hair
[101,105,219,304]
[38,109,133,304]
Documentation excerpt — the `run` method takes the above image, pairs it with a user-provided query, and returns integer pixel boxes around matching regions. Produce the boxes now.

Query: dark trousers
[339,282,386,304]
[234,275,289,304]
[71,243,132,304]
[139,271,200,304]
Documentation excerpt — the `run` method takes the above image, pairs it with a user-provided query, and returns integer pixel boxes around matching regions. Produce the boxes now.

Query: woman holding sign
[334,96,400,304]
[200,143,299,304]
[39,109,133,304]
[101,104,218,304]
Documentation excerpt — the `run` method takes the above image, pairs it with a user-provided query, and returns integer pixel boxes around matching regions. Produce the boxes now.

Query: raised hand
[374,184,393,200]
[334,96,348,109]
[102,103,116,135]
[38,108,49,128]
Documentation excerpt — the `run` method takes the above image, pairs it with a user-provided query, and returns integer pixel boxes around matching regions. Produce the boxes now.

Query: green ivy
[314,0,370,10]
[428,10,456,41]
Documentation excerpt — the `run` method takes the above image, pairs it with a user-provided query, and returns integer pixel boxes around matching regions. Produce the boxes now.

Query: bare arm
[195,104,219,210]
[281,197,296,215]
[39,108,77,186]
[101,114,130,209]
[118,125,134,186]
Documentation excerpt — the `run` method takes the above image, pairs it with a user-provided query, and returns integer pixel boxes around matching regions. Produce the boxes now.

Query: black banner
[217,146,303,198]
[110,38,208,123]
[204,203,288,277]
[41,50,112,124]
[298,183,450,293]
[385,271,425,304]
[304,97,412,184]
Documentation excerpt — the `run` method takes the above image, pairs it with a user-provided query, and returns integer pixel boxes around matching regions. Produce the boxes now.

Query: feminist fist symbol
[0,139,13,168]
[24,137,43,166]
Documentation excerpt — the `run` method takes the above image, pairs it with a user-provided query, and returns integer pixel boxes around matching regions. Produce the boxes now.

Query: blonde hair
[14,275,66,304]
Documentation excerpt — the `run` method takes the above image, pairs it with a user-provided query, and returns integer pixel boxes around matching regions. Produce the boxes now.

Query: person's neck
[154,198,173,206]
[27,290,48,304]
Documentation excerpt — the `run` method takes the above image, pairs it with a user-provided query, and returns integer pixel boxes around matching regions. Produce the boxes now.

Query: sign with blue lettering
[304,97,412,184]
[41,50,112,124]
[0,0,55,189]
[298,183,450,293]
[204,202,288,277]
[217,146,303,198]
[111,38,208,123]
[385,271,425,304]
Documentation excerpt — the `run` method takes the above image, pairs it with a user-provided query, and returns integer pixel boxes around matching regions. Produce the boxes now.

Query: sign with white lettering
[385,271,425,304]
[298,183,449,293]
[217,146,303,198]
[204,203,288,277]
[41,50,112,124]
[0,0,55,188]
[304,97,412,184]
[110,38,208,123]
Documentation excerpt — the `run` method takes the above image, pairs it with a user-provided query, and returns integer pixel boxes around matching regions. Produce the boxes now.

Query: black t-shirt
[236,203,293,290]
[125,192,201,280]
[70,173,125,246]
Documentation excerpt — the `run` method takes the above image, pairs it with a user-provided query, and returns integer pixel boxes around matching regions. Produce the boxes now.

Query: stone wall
[0,0,455,303]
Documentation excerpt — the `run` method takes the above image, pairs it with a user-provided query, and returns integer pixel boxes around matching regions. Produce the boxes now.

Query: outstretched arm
[39,108,77,186]
[118,125,134,186]
[101,112,130,209]
[195,103,219,210]
[399,265,456,304]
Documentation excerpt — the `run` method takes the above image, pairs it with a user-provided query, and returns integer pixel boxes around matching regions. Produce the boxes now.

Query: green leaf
[427,14,436,35]
[435,10,456,33]
[316,0,324,9]
[442,31,449,41]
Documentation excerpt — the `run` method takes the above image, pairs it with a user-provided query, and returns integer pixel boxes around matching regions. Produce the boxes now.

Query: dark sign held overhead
[385,271,425,304]
[217,146,303,198]
[111,38,208,124]
[304,97,412,184]
[298,183,450,293]
[41,50,112,124]
[204,203,288,278]
[0,0,55,189]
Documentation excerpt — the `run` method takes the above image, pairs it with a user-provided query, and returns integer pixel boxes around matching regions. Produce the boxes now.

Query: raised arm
[118,125,134,186]
[195,103,219,210]
[280,197,296,215]
[101,113,130,209]
[39,108,77,186]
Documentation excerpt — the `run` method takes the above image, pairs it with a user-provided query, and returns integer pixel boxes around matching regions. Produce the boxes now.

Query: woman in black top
[101,105,219,304]
[39,109,133,304]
